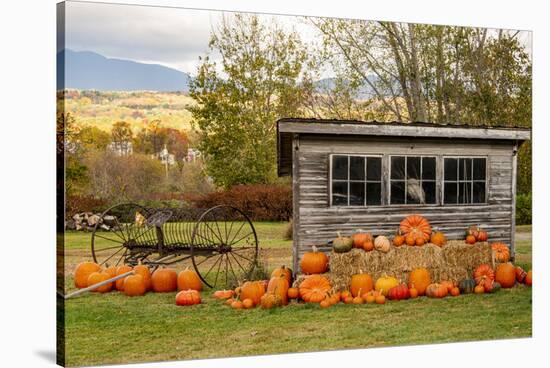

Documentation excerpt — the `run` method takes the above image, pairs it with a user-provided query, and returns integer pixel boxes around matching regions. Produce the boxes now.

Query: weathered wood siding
[293,134,516,267]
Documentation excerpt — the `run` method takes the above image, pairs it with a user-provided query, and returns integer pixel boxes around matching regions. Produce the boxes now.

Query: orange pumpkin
[319,299,332,308]
[477,230,488,242]
[350,271,374,297]
[525,270,532,286]
[300,246,329,274]
[363,240,374,252]
[114,265,133,291]
[474,284,485,294]
[213,289,235,300]
[408,268,431,296]
[409,286,418,298]
[133,264,152,291]
[400,215,432,242]
[267,275,290,305]
[175,289,201,306]
[465,235,477,245]
[260,293,281,309]
[450,286,460,297]
[375,294,386,304]
[352,293,364,304]
[123,274,146,297]
[74,262,101,289]
[87,271,112,293]
[177,268,203,291]
[287,287,299,299]
[495,263,516,288]
[426,283,448,298]
[415,236,425,247]
[239,281,266,306]
[151,267,177,292]
[340,290,352,300]
[393,230,405,247]
[242,298,255,309]
[104,266,118,288]
[299,275,331,303]
[430,232,447,247]
[352,230,372,249]
[515,266,527,283]
[405,234,416,247]
[231,300,244,309]
[440,280,455,293]
[491,243,511,263]
[474,264,495,285]
[271,265,293,286]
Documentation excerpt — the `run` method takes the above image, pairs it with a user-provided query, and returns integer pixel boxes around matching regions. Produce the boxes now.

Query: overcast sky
[63,0,532,76]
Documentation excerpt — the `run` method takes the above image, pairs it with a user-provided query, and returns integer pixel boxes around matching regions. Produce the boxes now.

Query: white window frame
[388,155,438,206]
[329,154,383,207]
[442,156,488,206]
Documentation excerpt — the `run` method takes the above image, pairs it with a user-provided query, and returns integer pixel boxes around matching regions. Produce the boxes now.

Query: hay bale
[442,241,494,270]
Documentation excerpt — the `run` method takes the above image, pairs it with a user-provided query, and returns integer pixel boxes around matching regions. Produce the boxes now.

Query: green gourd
[332,232,353,253]
[458,278,476,294]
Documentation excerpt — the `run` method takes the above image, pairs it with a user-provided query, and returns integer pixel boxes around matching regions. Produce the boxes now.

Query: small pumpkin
[87,271,112,293]
[267,275,290,305]
[495,262,516,288]
[458,279,476,294]
[363,239,374,252]
[405,234,416,247]
[240,281,266,306]
[477,230,488,242]
[491,242,511,263]
[408,268,431,296]
[364,290,377,304]
[466,225,480,239]
[352,292,364,304]
[525,270,532,286]
[350,271,374,297]
[151,267,177,293]
[133,264,152,291]
[287,287,299,299]
[352,230,372,249]
[333,232,353,253]
[271,265,293,286]
[474,284,485,294]
[115,265,133,291]
[515,266,527,283]
[74,262,101,289]
[242,298,255,309]
[177,267,203,291]
[426,283,448,298]
[485,280,501,293]
[393,230,405,247]
[374,236,391,253]
[375,275,399,296]
[400,215,432,241]
[104,266,118,289]
[375,294,386,304]
[343,296,354,304]
[465,235,477,245]
[474,264,495,285]
[213,290,235,300]
[388,283,410,300]
[175,289,201,306]
[430,232,447,247]
[409,285,419,298]
[340,290,351,300]
[300,246,329,274]
[231,300,244,309]
[123,274,146,297]
[320,298,332,308]
[450,287,460,297]
[299,275,331,303]
[260,293,281,309]
[440,280,455,293]
[415,236,425,247]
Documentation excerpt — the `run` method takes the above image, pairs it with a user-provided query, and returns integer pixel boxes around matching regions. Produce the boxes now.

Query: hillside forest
[58,14,532,223]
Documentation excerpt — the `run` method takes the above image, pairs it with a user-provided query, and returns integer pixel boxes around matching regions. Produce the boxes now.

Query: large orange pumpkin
[267,275,290,305]
[430,232,447,247]
[123,274,147,296]
[74,262,101,289]
[474,264,495,285]
[300,246,329,274]
[495,263,516,288]
[491,243,511,263]
[408,268,431,296]
[115,265,133,291]
[104,266,118,289]
[133,264,152,291]
[239,281,266,306]
[177,268,203,291]
[426,283,448,298]
[350,271,374,297]
[299,275,331,303]
[87,271,113,293]
[176,289,201,306]
[151,267,177,292]
[271,265,293,286]
[400,215,432,241]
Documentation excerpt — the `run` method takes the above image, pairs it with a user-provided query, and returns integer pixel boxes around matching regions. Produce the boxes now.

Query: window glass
[367,157,381,181]
[473,182,486,203]
[349,182,365,206]
[459,158,472,180]
[444,182,458,204]
[443,157,486,205]
[390,181,406,204]
[366,183,381,205]
[331,155,381,206]
[407,157,421,179]
[332,181,347,205]
[390,156,436,205]
[422,181,436,204]
[391,156,405,179]
[473,158,486,180]
[422,157,436,180]
[350,156,365,180]
[444,158,457,180]
[332,156,348,180]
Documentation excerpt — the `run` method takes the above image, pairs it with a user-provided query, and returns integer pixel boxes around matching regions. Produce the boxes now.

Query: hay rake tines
[91,203,258,289]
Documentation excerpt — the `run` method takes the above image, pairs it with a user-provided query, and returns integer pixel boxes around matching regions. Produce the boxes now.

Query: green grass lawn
[62,222,532,367]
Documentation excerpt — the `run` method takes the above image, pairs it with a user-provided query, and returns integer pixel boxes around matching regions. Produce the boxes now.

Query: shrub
[187,184,292,221]
[66,195,107,219]
[516,193,532,225]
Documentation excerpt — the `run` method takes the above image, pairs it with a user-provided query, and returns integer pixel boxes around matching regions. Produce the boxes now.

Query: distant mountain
[57,49,192,92]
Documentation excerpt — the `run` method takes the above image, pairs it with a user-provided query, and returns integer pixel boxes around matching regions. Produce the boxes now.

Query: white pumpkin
[374,235,391,253]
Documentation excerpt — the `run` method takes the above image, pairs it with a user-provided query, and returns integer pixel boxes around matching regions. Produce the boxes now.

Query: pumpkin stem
[312,245,318,253]
[337,231,342,238]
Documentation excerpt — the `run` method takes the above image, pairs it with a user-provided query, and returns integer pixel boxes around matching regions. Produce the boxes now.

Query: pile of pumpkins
[72,261,204,305]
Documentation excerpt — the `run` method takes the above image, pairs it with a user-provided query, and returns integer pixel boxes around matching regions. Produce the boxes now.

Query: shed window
[443,157,486,204]
[390,156,437,205]
[331,155,382,206]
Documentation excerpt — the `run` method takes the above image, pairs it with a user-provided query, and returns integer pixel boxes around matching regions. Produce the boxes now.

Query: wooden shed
[277,118,531,272]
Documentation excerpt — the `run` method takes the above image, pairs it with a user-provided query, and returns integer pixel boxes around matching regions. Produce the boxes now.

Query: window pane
[422,181,436,204]
[391,156,405,179]
[407,156,421,179]
[407,179,422,204]
[473,181,486,203]
[444,182,458,204]
[459,158,472,180]
[366,183,381,205]
[367,157,381,181]
[391,181,405,204]
[332,181,348,205]
[349,156,365,180]
[444,158,458,180]
[332,156,348,180]
[349,182,365,206]
[422,157,436,180]
[473,158,486,180]
[458,181,472,203]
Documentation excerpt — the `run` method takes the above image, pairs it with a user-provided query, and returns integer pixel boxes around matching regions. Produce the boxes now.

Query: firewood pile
[65,212,118,231]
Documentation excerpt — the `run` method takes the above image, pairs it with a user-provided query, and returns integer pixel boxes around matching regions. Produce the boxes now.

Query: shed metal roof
[277,118,531,176]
